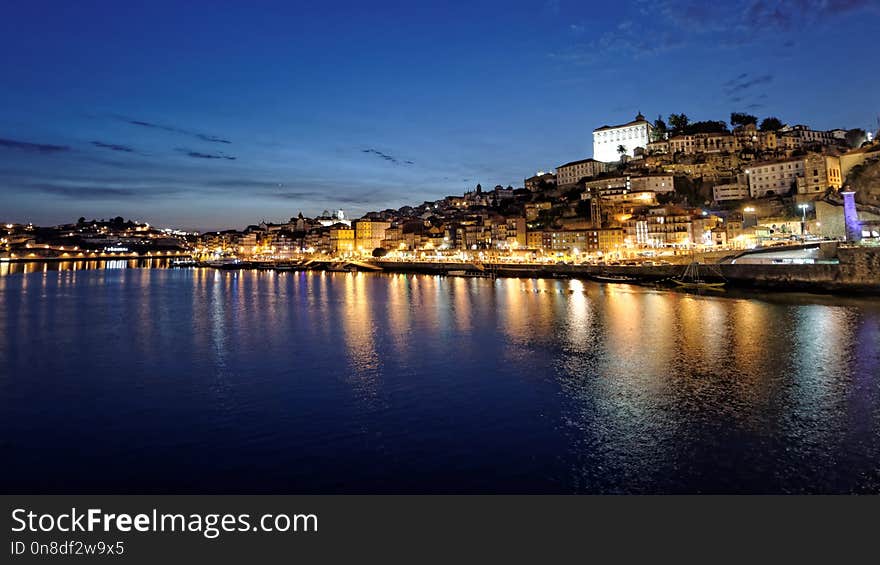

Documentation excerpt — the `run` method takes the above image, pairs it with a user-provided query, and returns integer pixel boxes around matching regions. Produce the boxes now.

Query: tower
[841,191,861,242]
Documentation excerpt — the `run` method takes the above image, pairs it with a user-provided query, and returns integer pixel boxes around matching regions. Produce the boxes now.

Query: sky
[1,0,878,231]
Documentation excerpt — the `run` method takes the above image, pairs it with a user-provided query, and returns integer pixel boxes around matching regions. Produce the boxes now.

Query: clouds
[743,0,875,29]
[361,148,414,165]
[91,141,134,153]
[27,183,182,200]
[122,117,232,144]
[549,0,877,64]
[177,148,236,160]
[723,73,773,109]
[265,187,402,205]
[0,137,70,153]
[724,73,773,95]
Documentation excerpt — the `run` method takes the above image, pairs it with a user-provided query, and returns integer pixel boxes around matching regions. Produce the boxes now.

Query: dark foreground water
[1,266,879,493]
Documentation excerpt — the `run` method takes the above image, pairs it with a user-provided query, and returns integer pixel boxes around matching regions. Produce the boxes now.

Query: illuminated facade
[354,220,391,254]
[556,158,607,188]
[592,113,653,163]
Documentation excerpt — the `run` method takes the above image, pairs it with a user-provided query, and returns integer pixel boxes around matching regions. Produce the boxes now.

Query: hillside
[848,153,880,207]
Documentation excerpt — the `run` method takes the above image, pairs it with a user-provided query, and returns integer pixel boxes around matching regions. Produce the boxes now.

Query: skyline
[2,0,879,231]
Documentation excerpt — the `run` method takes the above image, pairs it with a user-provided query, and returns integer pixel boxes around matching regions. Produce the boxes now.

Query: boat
[204,257,242,268]
[591,273,639,283]
[671,262,726,290]
[446,270,492,278]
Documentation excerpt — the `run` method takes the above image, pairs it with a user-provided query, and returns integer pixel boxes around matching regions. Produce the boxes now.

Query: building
[668,132,737,155]
[713,182,750,202]
[746,154,842,199]
[592,112,653,163]
[329,225,355,255]
[581,174,674,196]
[630,174,674,193]
[524,172,557,191]
[745,158,804,198]
[526,230,543,250]
[733,124,777,152]
[596,227,625,254]
[556,158,607,188]
[779,124,837,146]
[797,154,842,195]
[524,201,552,221]
[354,220,391,254]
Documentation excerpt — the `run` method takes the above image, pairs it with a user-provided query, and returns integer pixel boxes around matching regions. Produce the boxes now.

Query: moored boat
[671,262,725,290]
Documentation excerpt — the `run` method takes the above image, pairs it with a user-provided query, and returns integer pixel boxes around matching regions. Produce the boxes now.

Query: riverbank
[5,248,878,294]
[0,251,190,263]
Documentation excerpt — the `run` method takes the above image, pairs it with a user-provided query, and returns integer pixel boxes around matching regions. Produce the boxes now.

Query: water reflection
[0,268,878,493]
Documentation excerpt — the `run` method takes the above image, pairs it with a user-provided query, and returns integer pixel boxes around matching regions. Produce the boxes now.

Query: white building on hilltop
[593,112,653,163]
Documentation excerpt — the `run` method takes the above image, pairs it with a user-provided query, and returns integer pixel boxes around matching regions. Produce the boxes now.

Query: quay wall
[373,247,880,293]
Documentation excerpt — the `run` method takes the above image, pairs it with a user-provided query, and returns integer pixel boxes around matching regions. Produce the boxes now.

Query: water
[1,265,879,493]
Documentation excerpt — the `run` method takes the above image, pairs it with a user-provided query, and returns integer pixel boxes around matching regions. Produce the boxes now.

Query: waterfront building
[596,227,625,254]
[592,112,653,162]
[354,220,391,254]
[330,225,356,255]
[526,230,543,250]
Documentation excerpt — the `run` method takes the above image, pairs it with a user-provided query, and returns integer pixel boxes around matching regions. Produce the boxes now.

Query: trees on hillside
[730,112,758,127]
[652,115,668,141]
[668,113,689,135]
[759,117,783,131]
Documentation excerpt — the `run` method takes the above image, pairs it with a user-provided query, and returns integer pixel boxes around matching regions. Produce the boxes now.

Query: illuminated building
[354,220,391,254]
[592,112,653,163]
[555,158,607,188]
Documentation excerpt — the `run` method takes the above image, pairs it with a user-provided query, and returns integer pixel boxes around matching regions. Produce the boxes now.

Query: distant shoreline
[4,252,879,295]
[1,252,190,263]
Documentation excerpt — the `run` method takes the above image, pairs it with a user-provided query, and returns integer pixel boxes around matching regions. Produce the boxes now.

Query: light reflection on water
[0,268,879,493]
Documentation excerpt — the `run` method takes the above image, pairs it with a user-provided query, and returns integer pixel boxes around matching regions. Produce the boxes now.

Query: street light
[798,203,809,239]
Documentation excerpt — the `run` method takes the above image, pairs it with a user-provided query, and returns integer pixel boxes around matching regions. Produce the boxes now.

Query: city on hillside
[4,111,880,265]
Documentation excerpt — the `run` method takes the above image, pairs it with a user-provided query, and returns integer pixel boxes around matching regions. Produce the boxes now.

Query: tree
[845,128,867,148]
[759,117,783,132]
[686,120,729,134]
[652,115,668,141]
[668,113,689,134]
[372,247,388,258]
[617,144,627,159]
[77,217,86,225]
[730,112,758,127]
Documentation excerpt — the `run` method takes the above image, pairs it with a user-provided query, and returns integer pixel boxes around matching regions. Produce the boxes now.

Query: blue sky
[1,0,878,231]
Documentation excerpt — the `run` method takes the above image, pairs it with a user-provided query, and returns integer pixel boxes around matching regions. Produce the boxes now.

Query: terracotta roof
[557,157,603,168]
[593,114,650,132]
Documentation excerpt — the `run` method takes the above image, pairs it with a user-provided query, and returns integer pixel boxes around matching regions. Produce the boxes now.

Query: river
[1,265,878,492]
